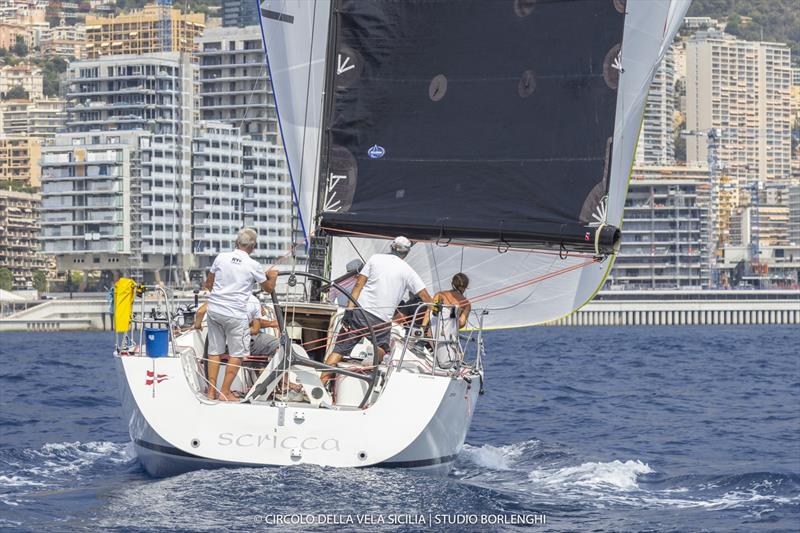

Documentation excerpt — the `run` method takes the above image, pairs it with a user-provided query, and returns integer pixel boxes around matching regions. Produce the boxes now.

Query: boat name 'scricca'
[217,432,341,451]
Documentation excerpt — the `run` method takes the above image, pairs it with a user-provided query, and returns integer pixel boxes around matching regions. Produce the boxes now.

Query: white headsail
[258,0,331,244]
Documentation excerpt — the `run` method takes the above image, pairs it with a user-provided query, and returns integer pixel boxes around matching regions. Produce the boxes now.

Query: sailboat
[114,0,690,477]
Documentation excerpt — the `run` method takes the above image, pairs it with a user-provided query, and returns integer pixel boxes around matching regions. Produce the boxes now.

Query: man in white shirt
[203,228,278,401]
[322,236,432,384]
[246,294,280,357]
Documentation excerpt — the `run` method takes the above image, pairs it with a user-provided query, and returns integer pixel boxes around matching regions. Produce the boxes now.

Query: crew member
[203,228,277,401]
[322,236,433,384]
[422,273,471,369]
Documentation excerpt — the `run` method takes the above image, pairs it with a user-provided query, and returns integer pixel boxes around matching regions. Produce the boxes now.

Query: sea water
[0,326,798,532]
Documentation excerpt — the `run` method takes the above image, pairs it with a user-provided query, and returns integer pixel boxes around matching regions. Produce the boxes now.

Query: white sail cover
[262,0,691,329]
[258,0,331,242]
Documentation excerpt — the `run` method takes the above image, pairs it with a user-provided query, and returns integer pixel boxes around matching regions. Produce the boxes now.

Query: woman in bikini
[422,273,471,369]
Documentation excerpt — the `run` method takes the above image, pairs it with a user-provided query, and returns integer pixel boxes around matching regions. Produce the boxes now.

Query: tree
[33,270,48,292]
[33,56,69,97]
[0,268,13,291]
[12,35,28,57]
[5,85,28,99]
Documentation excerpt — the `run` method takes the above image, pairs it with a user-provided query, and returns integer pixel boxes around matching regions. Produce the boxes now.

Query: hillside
[688,0,800,64]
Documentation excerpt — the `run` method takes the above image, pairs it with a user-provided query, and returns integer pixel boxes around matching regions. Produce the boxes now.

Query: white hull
[115,350,481,477]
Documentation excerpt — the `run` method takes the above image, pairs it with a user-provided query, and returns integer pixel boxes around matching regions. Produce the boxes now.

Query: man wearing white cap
[323,236,432,383]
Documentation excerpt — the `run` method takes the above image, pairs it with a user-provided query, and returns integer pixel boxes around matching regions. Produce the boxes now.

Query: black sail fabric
[319,0,626,253]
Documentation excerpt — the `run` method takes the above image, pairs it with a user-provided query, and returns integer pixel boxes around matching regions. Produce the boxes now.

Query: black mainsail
[319,0,626,254]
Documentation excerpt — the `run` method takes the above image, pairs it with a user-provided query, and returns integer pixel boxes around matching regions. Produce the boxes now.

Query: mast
[308,0,340,299]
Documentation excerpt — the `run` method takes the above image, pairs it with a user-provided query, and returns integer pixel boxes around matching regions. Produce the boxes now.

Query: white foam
[461,441,531,471]
[0,474,46,488]
[1,441,132,489]
[529,459,654,491]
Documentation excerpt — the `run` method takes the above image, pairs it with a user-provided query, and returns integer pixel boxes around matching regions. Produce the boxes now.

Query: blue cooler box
[144,328,169,357]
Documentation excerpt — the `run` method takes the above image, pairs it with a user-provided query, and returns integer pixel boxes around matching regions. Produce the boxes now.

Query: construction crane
[157,0,173,53]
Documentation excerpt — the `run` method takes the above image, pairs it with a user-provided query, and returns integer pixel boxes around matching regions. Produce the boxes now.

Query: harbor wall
[548,299,799,327]
[0,292,797,331]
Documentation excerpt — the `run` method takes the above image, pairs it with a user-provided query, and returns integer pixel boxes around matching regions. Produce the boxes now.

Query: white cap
[391,235,412,252]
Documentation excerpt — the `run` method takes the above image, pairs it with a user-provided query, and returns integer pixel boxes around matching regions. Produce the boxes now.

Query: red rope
[296,257,600,352]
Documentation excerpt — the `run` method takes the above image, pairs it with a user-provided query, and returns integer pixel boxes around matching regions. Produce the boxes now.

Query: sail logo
[368,145,385,159]
[145,370,169,385]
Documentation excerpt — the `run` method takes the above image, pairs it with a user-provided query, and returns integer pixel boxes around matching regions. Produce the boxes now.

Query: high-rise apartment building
[39,131,146,272]
[43,53,198,280]
[191,121,293,270]
[241,138,293,264]
[221,0,259,28]
[607,165,711,289]
[635,48,675,167]
[0,189,48,289]
[1,98,65,138]
[196,26,279,143]
[191,121,243,267]
[0,136,40,187]
[84,4,204,59]
[686,30,792,185]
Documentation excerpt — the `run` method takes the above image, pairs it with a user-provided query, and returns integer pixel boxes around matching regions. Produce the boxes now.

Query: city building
[0,136,41,187]
[191,121,243,267]
[0,189,48,289]
[685,30,792,186]
[39,130,150,275]
[240,137,293,264]
[0,64,43,99]
[221,0,259,28]
[0,21,29,48]
[729,205,790,249]
[1,98,66,138]
[635,47,675,167]
[191,121,293,271]
[196,26,279,143]
[0,0,47,23]
[790,185,800,246]
[46,52,198,280]
[84,4,205,59]
[40,23,87,59]
[607,165,711,289]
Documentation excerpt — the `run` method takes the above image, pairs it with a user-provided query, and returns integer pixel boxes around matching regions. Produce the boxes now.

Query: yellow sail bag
[114,278,137,333]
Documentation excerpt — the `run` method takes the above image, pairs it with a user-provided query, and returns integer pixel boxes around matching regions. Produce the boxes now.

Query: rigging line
[301,259,597,351]
[430,243,443,294]
[469,258,598,304]
[346,237,365,263]
[481,255,559,312]
[319,226,597,259]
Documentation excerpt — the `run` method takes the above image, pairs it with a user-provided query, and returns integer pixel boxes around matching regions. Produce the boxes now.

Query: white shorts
[207,310,250,358]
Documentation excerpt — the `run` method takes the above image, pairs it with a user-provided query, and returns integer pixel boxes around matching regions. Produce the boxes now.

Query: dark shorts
[333,309,391,356]
[250,332,280,356]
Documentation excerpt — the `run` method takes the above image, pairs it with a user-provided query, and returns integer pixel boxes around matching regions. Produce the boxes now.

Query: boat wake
[454,440,800,519]
[0,441,137,508]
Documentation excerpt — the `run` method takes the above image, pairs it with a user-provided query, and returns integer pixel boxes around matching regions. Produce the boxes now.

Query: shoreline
[1,290,797,331]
